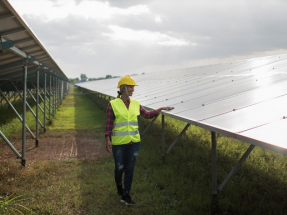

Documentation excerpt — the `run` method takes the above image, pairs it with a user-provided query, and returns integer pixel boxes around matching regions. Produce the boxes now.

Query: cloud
[7,0,287,80]
[103,25,193,46]
[97,0,153,8]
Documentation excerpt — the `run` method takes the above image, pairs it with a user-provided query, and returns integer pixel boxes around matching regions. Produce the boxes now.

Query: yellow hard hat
[117,75,139,88]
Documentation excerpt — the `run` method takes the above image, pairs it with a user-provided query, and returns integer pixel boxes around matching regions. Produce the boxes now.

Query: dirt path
[0,134,110,162]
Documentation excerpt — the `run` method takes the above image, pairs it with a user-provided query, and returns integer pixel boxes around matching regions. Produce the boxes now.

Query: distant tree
[69,78,80,85]
[80,74,87,82]
[105,75,112,79]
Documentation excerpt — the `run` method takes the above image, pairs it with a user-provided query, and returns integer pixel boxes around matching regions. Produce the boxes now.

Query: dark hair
[117,90,122,98]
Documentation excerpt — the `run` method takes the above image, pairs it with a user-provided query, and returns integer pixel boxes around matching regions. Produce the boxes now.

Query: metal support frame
[53,76,56,113]
[162,114,165,159]
[211,131,217,195]
[166,123,190,155]
[161,116,256,201]
[27,88,46,117]
[11,81,44,128]
[35,69,39,147]
[49,73,52,118]
[44,72,47,132]
[0,39,13,51]
[0,129,21,158]
[217,144,255,193]
[140,114,159,136]
[29,80,49,120]
[21,61,28,167]
[0,89,36,139]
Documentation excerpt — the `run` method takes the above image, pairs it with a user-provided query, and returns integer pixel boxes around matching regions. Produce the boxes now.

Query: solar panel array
[0,0,69,91]
[77,54,287,154]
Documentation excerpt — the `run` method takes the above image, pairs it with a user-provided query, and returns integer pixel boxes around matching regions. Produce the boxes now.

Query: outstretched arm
[140,105,174,119]
[155,106,174,114]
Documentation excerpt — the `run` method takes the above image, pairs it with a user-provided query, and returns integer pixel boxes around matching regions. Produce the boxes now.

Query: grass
[0,194,32,214]
[1,86,287,214]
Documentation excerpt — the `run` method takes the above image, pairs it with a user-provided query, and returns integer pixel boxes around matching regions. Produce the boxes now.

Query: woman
[105,75,174,205]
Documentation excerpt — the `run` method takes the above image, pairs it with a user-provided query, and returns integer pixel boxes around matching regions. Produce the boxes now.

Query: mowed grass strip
[1,87,287,214]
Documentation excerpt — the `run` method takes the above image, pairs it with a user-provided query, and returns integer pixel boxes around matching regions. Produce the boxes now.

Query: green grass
[1,86,287,214]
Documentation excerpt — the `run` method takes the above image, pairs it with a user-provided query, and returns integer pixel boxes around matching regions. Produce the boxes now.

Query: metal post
[36,69,39,147]
[211,131,219,214]
[44,72,47,132]
[22,61,28,167]
[56,77,58,109]
[211,131,217,195]
[54,76,56,112]
[61,80,63,103]
[161,114,165,159]
[49,73,52,119]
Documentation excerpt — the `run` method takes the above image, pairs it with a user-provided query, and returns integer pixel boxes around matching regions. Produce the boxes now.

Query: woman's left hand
[156,106,174,113]
[164,106,174,111]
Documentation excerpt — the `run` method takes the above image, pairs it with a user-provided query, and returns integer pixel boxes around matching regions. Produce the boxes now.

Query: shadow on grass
[140,120,287,215]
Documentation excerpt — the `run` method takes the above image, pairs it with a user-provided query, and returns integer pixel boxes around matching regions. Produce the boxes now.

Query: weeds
[0,194,32,215]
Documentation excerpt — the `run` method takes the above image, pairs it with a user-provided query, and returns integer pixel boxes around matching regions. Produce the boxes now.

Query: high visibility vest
[110,98,141,145]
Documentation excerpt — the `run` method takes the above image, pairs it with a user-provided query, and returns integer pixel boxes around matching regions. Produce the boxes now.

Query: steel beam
[0,89,36,139]
[0,129,21,158]
[21,63,27,167]
[218,144,255,192]
[11,81,44,128]
[166,123,190,155]
[0,40,13,50]
[35,69,39,147]
[29,81,49,119]
[162,114,165,159]
[211,132,217,195]
[27,88,45,116]
[0,57,36,70]
[49,73,52,118]
[141,115,159,136]
[44,72,47,132]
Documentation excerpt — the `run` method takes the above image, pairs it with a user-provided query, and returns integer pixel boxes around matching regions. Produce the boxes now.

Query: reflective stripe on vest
[114,121,138,128]
[112,130,139,136]
[110,98,141,145]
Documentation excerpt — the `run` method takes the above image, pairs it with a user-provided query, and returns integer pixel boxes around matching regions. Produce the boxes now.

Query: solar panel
[76,53,287,154]
[0,0,69,91]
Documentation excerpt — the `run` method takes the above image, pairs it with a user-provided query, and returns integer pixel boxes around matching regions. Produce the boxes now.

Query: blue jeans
[112,142,141,194]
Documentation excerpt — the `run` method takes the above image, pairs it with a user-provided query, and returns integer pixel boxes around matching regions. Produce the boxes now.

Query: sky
[7,0,287,79]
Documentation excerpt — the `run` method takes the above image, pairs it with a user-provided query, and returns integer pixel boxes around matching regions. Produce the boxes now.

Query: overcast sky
[8,0,287,79]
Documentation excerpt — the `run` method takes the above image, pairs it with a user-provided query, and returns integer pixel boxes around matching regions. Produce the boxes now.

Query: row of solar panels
[76,53,287,154]
[0,0,69,92]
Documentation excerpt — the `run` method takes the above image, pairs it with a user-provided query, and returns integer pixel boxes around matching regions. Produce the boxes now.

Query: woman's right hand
[106,137,112,153]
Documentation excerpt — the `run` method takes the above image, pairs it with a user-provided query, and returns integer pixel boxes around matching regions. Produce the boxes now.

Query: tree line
[69,74,120,85]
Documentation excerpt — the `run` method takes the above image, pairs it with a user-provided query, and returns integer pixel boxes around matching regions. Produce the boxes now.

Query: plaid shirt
[105,98,158,138]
